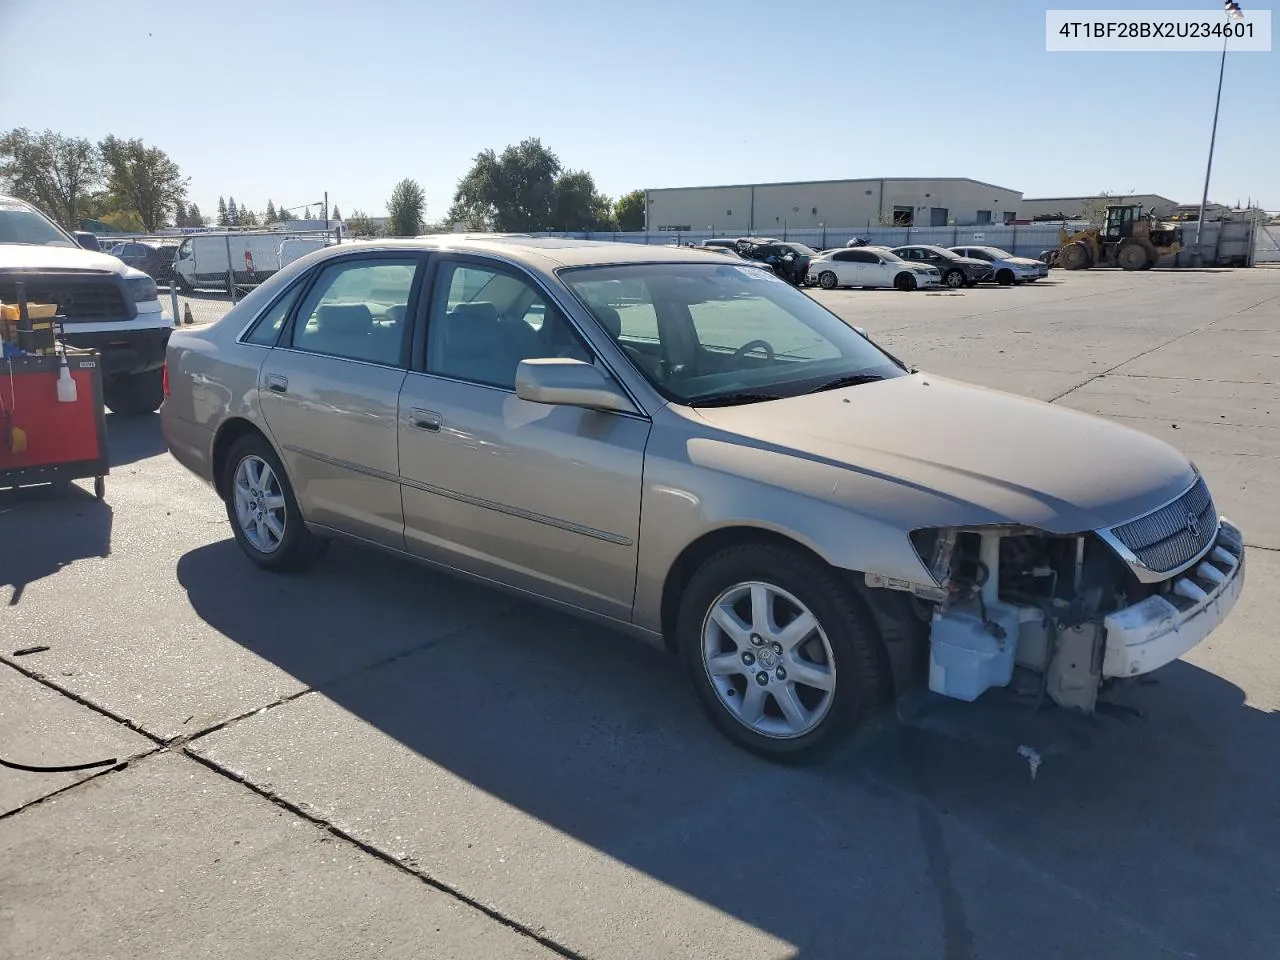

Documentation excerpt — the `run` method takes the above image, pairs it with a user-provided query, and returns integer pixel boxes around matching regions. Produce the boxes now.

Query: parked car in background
[694,245,776,273]
[701,238,746,251]
[109,240,180,285]
[739,239,816,285]
[948,246,1049,285]
[890,245,992,288]
[161,236,1243,762]
[806,246,942,291]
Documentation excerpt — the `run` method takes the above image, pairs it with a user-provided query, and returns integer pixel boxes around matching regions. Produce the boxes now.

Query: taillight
[162,363,170,397]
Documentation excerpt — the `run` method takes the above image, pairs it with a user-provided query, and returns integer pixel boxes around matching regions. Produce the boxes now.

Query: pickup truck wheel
[222,434,327,572]
[677,543,885,764]
[818,270,838,290]
[103,369,164,415]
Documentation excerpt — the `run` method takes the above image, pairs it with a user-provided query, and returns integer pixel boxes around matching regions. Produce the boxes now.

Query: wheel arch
[657,524,925,698]
[211,416,276,499]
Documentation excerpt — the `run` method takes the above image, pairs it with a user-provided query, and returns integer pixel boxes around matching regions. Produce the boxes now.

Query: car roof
[300,235,758,271]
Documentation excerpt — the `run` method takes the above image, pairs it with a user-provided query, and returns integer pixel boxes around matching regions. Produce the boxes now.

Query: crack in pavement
[182,746,589,960]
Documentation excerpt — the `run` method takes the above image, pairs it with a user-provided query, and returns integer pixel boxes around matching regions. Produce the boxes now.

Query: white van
[277,236,332,269]
[173,232,305,292]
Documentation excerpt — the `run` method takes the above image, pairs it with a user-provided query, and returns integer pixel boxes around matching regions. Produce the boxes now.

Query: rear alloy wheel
[678,543,886,763]
[894,272,918,292]
[1118,242,1149,271]
[103,368,164,415]
[223,433,327,572]
[996,268,1015,286]
[943,269,965,289]
[818,270,838,290]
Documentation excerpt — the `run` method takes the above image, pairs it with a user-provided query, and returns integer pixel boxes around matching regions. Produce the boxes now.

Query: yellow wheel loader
[1057,204,1183,271]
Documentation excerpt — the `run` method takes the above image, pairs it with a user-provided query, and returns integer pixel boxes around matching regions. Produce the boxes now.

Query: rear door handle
[266,374,288,393]
[410,408,441,432]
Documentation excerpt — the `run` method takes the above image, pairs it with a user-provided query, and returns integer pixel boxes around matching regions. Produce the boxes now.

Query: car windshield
[920,246,959,259]
[875,249,905,263]
[980,247,1015,259]
[561,262,905,405]
[0,202,75,247]
[785,244,817,256]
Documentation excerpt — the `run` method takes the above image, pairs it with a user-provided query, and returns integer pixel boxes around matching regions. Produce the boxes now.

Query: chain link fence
[538,218,1264,266]
[98,228,343,328]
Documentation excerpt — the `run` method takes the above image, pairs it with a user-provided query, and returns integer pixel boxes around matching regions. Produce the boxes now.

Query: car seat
[592,304,664,381]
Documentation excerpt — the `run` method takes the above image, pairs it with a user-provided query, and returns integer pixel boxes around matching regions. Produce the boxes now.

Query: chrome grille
[0,277,126,319]
[1110,476,1217,574]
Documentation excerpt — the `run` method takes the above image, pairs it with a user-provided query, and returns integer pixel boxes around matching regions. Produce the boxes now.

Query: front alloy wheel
[702,581,837,739]
[943,269,965,288]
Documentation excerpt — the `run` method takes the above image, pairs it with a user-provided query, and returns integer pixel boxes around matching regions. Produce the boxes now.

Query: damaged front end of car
[870,474,1246,713]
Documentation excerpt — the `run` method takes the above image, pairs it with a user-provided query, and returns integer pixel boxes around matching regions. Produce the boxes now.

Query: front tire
[894,272,918,292]
[103,369,164,415]
[222,433,327,572]
[818,270,838,290]
[996,268,1015,286]
[1118,242,1148,271]
[943,269,965,289]
[677,543,886,764]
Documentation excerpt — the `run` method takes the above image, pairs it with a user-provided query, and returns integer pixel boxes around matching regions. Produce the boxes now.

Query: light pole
[1193,0,1246,265]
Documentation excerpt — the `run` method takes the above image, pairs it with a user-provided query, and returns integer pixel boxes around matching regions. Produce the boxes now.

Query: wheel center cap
[757,646,778,668]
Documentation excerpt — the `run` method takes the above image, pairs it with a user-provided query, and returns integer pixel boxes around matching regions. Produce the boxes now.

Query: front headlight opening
[126,276,158,303]
[911,527,958,585]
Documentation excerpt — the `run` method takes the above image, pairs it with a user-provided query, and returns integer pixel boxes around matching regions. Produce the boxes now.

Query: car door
[257,252,423,548]
[830,250,863,286]
[864,251,895,287]
[397,255,651,620]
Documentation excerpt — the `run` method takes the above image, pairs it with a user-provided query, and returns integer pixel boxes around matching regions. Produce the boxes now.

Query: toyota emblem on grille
[1186,512,1201,539]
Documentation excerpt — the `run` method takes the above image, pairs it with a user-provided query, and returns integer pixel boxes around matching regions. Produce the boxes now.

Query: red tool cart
[1,297,110,498]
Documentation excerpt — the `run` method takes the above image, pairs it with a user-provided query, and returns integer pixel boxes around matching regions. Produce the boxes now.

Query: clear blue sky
[2,0,1276,220]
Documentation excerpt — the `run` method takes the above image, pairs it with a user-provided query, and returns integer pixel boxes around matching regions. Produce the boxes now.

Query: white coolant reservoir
[928,602,1020,701]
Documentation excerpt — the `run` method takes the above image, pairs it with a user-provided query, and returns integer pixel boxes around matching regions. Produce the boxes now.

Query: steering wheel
[732,339,775,362]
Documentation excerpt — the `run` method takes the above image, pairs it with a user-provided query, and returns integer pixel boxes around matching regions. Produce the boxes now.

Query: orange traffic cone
[183,303,194,325]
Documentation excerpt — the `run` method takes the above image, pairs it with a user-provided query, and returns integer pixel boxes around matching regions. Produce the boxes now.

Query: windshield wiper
[804,373,888,394]
[689,391,784,407]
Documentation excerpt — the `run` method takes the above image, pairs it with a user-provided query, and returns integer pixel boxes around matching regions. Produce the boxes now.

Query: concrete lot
[2,267,1278,959]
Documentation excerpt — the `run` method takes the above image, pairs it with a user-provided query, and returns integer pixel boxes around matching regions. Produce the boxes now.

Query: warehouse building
[1018,193,1179,221]
[644,177,1025,233]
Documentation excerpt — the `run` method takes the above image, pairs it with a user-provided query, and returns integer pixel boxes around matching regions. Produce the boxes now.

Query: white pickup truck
[0,195,173,414]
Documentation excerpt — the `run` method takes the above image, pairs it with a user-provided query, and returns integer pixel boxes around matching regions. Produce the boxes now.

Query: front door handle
[266,374,288,393]
[410,408,441,432]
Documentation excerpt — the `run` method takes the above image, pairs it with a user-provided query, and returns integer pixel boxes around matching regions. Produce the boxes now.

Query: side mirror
[854,326,868,337]
[515,358,635,413]
[74,231,101,251]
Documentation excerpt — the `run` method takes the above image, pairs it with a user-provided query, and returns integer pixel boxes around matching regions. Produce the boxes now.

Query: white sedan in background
[806,246,941,291]
[949,246,1049,285]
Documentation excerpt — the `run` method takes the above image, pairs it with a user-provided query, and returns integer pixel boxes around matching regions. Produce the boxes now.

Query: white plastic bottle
[56,352,78,403]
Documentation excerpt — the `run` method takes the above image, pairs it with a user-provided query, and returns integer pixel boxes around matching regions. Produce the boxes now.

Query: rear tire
[103,369,164,415]
[943,269,965,289]
[894,272,918,292]
[222,433,327,572]
[818,270,838,290]
[677,542,886,764]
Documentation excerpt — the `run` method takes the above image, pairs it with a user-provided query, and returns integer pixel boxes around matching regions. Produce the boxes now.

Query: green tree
[301,206,310,220]
[264,199,277,222]
[346,209,383,237]
[217,196,228,226]
[187,202,204,226]
[98,135,188,231]
[239,206,258,227]
[387,178,426,236]
[174,204,188,228]
[100,209,145,233]
[615,189,645,232]
[0,128,103,229]
[551,170,614,231]
[448,137,561,232]
[331,204,341,221]
[227,196,239,225]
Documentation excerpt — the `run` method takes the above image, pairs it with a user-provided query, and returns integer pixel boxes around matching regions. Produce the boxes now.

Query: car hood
[950,256,989,268]
[0,242,130,275]
[689,373,1194,535]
